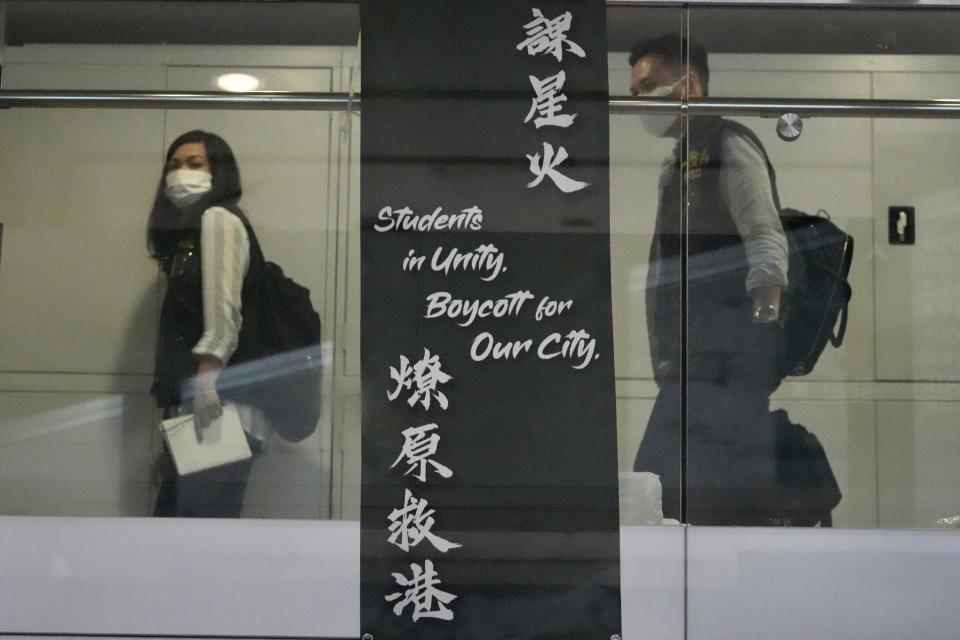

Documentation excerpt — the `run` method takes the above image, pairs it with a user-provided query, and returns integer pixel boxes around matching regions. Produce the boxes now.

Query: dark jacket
[647,116,756,383]
[151,207,266,408]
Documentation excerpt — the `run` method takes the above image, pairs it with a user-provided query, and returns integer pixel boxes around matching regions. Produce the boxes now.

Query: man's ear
[682,65,705,98]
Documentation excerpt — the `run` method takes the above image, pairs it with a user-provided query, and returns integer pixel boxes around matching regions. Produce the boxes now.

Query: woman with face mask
[147,130,271,517]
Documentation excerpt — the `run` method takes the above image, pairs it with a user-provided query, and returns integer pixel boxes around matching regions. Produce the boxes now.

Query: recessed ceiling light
[216,73,262,93]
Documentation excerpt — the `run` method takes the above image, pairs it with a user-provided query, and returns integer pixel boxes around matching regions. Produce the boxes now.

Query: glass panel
[685,6,960,528]
[609,11,685,525]
[0,0,360,519]
[0,0,687,533]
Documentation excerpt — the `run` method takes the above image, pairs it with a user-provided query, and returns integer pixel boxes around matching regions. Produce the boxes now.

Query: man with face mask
[628,35,791,525]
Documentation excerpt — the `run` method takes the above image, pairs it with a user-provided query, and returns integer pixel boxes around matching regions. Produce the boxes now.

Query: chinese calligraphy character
[385,559,457,622]
[516,8,586,61]
[525,71,576,129]
[388,488,462,553]
[526,142,589,193]
[391,423,453,482]
[387,348,453,411]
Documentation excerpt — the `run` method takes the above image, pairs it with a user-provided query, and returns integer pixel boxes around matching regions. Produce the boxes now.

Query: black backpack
[242,228,323,443]
[778,208,854,376]
[724,122,854,377]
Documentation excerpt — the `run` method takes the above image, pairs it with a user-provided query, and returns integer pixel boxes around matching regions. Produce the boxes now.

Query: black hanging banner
[360,1,621,637]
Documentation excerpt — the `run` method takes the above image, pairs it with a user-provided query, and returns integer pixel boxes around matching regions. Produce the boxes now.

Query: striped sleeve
[191,207,250,365]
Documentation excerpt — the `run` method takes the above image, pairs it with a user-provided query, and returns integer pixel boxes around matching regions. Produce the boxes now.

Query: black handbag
[768,409,843,526]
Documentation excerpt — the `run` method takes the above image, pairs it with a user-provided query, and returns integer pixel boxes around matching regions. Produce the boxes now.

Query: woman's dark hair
[628,34,710,96]
[147,130,243,262]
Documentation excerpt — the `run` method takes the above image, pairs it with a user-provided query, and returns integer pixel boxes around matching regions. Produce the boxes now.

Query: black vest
[151,207,266,408]
[647,117,754,376]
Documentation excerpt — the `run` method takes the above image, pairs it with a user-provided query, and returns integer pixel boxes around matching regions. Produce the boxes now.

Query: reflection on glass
[0,0,358,519]
[626,33,792,526]
[3,1,960,531]
[608,21,684,526]
[677,5,960,529]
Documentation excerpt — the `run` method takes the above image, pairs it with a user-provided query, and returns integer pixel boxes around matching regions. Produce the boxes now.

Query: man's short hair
[628,34,710,95]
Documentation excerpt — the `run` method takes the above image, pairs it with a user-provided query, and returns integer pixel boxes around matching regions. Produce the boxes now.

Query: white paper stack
[159,404,252,475]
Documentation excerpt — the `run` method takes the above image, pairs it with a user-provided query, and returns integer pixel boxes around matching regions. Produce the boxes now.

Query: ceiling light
[216,73,262,93]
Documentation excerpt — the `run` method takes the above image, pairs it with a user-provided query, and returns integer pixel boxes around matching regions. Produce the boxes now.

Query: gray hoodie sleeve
[719,131,789,293]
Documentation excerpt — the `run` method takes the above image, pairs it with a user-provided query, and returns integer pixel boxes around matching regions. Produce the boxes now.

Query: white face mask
[164,169,212,209]
[637,77,685,138]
